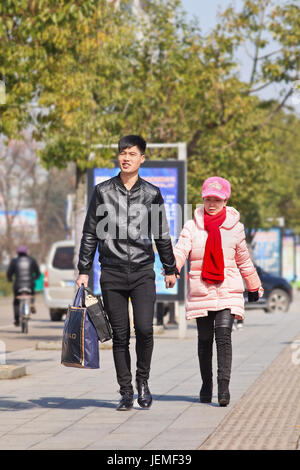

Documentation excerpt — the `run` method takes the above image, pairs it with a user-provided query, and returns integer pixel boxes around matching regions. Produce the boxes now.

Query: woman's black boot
[215,323,232,407]
[200,380,213,403]
[198,339,213,403]
[218,379,230,407]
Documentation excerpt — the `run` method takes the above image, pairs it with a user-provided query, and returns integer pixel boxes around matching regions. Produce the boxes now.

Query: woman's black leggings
[196,309,234,383]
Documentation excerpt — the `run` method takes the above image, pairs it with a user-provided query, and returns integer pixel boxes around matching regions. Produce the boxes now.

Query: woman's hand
[248,291,259,302]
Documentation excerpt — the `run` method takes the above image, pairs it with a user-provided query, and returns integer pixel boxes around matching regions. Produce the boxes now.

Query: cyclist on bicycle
[6,246,41,326]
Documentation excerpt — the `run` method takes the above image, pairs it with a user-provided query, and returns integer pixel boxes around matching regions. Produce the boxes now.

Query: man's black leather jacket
[78,173,177,275]
[7,254,41,293]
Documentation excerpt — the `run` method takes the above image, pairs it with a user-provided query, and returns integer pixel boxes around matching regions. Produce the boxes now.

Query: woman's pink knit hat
[202,176,231,200]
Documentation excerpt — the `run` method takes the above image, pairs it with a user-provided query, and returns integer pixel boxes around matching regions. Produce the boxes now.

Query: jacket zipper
[127,189,131,272]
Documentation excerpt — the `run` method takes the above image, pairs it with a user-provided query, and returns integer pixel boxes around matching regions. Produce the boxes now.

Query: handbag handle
[83,286,105,308]
[84,286,95,297]
[73,284,86,307]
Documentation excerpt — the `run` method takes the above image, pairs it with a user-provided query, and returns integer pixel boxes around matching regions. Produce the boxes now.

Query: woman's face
[203,196,227,215]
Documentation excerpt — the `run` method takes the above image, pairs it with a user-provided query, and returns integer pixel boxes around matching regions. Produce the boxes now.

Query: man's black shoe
[136,380,152,408]
[116,394,134,411]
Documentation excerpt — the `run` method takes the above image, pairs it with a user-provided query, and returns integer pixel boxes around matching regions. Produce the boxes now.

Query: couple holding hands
[76,135,262,410]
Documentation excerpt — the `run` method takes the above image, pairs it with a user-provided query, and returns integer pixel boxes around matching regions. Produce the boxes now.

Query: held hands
[163,268,180,289]
[165,274,177,289]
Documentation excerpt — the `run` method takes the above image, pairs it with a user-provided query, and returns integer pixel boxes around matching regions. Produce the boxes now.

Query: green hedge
[0,272,13,297]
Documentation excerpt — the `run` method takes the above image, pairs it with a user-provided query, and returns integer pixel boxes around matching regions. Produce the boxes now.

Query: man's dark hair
[118,135,146,155]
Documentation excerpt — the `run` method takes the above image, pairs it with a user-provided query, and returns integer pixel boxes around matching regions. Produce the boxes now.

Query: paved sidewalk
[0,293,300,451]
[199,329,300,450]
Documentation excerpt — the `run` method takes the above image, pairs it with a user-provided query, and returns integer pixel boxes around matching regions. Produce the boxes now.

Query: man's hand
[76,274,89,288]
[165,274,176,289]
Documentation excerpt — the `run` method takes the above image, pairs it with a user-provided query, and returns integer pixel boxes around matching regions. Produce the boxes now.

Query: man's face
[118,145,145,175]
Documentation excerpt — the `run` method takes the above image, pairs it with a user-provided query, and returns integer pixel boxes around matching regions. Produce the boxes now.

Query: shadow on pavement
[153,394,198,403]
[153,394,221,407]
[29,397,117,409]
[0,393,220,411]
[0,396,117,411]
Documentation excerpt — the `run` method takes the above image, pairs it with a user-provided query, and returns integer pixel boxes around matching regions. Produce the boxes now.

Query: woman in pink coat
[174,176,262,406]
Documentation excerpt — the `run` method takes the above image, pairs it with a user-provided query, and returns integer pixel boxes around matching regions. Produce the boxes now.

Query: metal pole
[177,143,187,338]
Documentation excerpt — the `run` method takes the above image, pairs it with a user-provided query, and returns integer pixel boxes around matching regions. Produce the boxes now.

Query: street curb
[0,364,27,379]
[35,341,61,350]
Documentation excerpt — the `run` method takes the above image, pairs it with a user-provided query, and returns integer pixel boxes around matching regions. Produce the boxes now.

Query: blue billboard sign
[252,227,282,277]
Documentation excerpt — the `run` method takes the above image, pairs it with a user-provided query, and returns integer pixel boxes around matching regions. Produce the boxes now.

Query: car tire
[265,289,290,313]
[50,309,64,321]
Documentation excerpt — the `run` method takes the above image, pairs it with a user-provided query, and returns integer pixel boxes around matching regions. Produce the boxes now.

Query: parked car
[44,240,75,321]
[245,266,293,313]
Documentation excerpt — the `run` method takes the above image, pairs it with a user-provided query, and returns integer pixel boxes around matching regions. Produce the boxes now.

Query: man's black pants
[100,268,156,395]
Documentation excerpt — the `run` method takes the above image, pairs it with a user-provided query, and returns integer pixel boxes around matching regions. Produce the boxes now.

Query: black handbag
[84,287,112,343]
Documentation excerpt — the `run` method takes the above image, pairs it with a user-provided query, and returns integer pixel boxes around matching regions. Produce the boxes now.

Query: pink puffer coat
[174,205,261,320]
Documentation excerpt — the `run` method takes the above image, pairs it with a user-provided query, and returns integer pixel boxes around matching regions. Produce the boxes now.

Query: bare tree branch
[210,87,293,154]
[249,1,270,86]
[248,80,274,94]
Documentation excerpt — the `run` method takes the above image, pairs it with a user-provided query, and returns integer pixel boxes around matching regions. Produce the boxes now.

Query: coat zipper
[127,189,131,272]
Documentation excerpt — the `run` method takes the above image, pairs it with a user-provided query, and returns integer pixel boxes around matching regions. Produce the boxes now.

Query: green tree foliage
[1,1,137,170]
[120,0,300,234]
[266,111,300,234]
[0,0,39,135]
[183,0,300,233]
[0,0,299,235]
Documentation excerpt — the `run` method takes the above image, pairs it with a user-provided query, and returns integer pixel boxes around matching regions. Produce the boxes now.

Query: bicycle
[16,288,33,334]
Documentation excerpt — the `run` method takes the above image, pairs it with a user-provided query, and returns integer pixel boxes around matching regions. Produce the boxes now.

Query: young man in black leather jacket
[76,135,178,410]
[7,246,41,326]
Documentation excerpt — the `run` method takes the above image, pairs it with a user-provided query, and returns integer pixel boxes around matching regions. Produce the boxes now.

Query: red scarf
[202,207,226,284]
